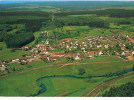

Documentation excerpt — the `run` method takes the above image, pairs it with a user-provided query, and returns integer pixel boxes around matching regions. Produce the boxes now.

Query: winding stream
[32,69,133,96]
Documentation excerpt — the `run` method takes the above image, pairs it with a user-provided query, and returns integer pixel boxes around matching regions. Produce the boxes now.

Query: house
[41,50,49,54]
[74,55,81,60]
[127,35,134,43]
[60,38,72,42]
[87,51,95,58]
[41,55,49,62]
[104,44,109,49]
[97,45,102,48]
[55,53,65,57]
[65,53,75,57]
[23,46,29,50]
[45,40,49,45]
[49,56,60,61]
[132,51,134,56]
[20,59,28,65]
[0,65,6,71]
[31,54,36,58]
[12,58,20,62]
[114,51,120,56]
[121,52,126,56]
[97,50,103,55]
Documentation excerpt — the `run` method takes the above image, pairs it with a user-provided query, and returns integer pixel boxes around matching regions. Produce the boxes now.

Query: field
[0,42,30,61]
[0,55,133,96]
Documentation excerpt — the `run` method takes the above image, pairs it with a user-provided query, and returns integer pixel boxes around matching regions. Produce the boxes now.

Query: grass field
[0,55,133,96]
[63,26,89,31]
[0,48,30,61]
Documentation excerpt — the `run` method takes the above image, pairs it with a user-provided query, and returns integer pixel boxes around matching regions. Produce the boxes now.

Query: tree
[78,68,86,75]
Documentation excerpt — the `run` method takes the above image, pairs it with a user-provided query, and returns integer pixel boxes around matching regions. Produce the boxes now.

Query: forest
[103,82,134,97]
[1,8,134,48]
[0,11,51,48]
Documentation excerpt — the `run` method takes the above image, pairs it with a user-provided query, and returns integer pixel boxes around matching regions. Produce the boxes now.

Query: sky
[1,0,134,1]
[1,0,134,2]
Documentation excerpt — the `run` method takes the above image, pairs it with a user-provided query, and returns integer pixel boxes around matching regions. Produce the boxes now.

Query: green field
[0,55,133,96]
[0,47,30,61]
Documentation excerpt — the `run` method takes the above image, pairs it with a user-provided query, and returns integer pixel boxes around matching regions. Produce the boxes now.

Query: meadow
[0,55,133,96]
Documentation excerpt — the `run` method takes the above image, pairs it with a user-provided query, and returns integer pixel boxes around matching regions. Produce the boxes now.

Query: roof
[87,51,94,54]
[31,54,36,56]
[97,50,103,53]
[50,56,60,60]
[42,50,48,52]
[60,38,72,42]
[127,35,134,41]
[12,58,19,60]
[55,53,65,55]
[65,53,75,56]
[41,55,48,59]
[24,46,29,47]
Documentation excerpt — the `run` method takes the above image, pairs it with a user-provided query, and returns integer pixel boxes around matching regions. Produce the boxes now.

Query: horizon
[0,0,134,4]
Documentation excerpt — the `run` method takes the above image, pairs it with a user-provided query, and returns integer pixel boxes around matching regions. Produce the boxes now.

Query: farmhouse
[97,50,103,55]
[74,55,81,60]
[87,51,95,58]
[12,58,20,62]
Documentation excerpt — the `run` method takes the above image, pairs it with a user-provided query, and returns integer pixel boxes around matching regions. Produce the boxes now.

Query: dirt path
[0,60,128,79]
[85,72,134,97]
[55,92,71,96]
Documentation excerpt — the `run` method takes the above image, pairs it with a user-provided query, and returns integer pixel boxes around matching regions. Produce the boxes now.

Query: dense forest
[1,1,134,11]
[0,11,51,48]
[55,9,134,18]
[103,82,134,97]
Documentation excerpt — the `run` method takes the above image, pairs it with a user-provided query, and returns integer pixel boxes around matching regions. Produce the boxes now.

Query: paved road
[85,72,134,97]
[0,60,128,79]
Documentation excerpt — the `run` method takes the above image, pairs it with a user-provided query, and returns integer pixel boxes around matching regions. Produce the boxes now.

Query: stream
[32,69,133,96]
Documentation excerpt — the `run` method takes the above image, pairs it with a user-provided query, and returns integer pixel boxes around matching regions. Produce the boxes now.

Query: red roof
[43,50,48,52]
[97,50,103,53]
[60,38,72,42]
[41,55,48,59]
[24,46,29,47]
[31,54,35,56]
[12,58,19,60]
[55,53,65,55]
[65,53,75,56]
[87,51,94,54]
[128,36,134,41]
[50,56,60,60]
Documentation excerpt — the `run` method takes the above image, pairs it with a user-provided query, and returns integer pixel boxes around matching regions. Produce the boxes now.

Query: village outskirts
[0,30,134,73]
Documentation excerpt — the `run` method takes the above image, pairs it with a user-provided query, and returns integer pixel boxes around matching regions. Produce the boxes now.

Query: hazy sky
[1,0,134,1]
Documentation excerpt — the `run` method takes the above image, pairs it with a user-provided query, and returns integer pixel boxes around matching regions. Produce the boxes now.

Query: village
[0,31,134,72]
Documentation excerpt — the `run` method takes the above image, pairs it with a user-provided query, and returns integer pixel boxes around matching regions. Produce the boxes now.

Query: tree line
[55,9,134,18]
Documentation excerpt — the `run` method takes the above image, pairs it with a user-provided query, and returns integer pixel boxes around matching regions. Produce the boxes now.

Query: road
[0,60,128,79]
